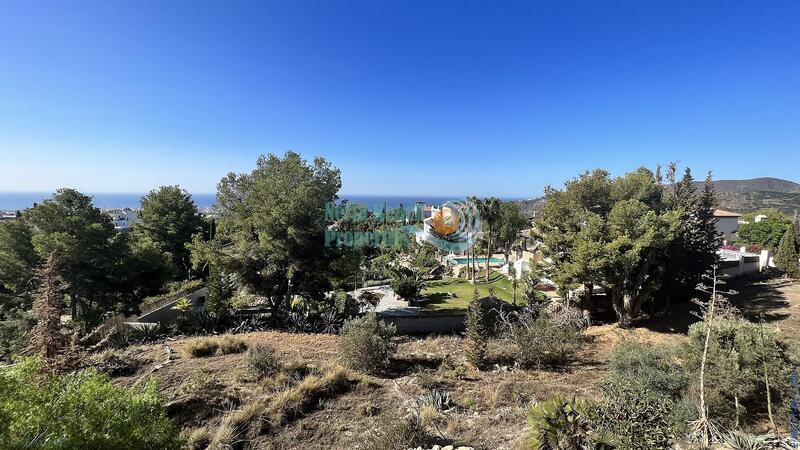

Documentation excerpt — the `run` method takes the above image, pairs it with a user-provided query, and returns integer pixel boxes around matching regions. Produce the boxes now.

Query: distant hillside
[516,177,800,218]
[699,177,800,215]
[515,197,545,218]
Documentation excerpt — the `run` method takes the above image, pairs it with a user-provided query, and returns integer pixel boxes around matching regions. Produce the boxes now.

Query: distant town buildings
[0,211,19,222]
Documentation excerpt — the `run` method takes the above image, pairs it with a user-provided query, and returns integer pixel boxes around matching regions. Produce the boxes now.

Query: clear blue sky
[0,1,798,197]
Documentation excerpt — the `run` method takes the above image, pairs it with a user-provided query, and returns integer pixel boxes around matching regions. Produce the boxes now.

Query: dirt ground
[106,275,800,450]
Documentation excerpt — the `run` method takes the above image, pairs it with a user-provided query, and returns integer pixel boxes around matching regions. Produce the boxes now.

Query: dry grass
[217,336,247,355]
[182,337,219,358]
[184,427,211,450]
[265,365,354,429]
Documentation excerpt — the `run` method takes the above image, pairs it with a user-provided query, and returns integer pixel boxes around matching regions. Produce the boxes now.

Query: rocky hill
[701,177,800,215]
[515,177,800,217]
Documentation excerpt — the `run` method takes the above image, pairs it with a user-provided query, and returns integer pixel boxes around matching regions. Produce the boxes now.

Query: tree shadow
[726,274,791,323]
[418,293,452,309]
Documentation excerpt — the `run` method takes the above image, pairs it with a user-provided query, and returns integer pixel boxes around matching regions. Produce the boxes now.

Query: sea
[0,192,522,211]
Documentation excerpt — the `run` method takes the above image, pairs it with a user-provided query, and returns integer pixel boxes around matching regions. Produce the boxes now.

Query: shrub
[608,340,686,398]
[0,358,183,449]
[682,315,793,427]
[527,395,594,449]
[338,313,396,373]
[246,343,280,380]
[465,290,490,367]
[503,306,583,368]
[217,336,247,355]
[391,273,423,300]
[354,413,431,450]
[182,337,219,358]
[595,378,676,449]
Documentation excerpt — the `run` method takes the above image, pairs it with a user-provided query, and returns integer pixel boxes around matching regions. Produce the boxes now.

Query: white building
[713,209,741,243]
[104,208,142,230]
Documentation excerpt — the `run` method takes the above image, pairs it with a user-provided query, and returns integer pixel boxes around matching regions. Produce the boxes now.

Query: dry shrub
[217,336,247,355]
[182,337,219,358]
[501,303,584,368]
[353,413,431,450]
[246,343,280,380]
[338,313,396,373]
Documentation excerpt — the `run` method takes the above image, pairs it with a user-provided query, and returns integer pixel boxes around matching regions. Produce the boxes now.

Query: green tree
[190,152,342,319]
[603,197,679,326]
[0,220,38,359]
[775,220,800,278]
[23,189,173,323]
[24,189,118,321]
[137,185,203,279]
[497,201,528,265]
[662,169,721,305]
[737,218,790,249]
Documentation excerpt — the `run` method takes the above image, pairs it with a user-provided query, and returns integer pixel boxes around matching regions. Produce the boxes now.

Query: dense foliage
[190,151,342,319]
[0,358,183,449]
[736,211,790,249]
[775,220,800,278]
[136,185,204,278]
[537,165,719,325]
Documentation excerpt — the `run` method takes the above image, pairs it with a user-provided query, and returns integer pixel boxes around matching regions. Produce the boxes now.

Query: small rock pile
[409,446,474,450]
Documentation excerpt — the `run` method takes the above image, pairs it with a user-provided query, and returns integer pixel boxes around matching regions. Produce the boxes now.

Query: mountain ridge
[516,177,800,217]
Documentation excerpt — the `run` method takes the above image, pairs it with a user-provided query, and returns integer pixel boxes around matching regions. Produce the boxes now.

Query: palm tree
[466,196,480,284]
[510,269,518,305]
[478,197,502,283]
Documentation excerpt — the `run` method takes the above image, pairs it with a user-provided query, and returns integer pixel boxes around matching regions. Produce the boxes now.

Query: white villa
[713,209,741,243]
[103,208,142,230]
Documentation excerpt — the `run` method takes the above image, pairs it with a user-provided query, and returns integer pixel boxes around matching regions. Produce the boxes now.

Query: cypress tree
[465,289,488,368]
[775,220,800,278]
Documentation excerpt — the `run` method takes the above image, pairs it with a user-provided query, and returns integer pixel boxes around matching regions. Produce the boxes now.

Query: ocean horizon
[0,192,523,211]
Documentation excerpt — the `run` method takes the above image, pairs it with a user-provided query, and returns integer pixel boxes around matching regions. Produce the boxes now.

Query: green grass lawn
[420,271,525,312]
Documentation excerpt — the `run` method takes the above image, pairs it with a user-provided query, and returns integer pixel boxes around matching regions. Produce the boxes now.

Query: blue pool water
[451,257,504,265]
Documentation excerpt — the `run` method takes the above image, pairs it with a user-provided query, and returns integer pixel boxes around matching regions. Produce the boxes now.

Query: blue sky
[0,1,798,197]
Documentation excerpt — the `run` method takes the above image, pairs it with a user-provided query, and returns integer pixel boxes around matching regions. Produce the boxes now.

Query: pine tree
[31,253,68,370]
[465,289,488,368]
[775,220,800,278]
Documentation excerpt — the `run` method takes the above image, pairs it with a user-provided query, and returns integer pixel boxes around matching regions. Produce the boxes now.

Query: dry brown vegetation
[106,276,800,449]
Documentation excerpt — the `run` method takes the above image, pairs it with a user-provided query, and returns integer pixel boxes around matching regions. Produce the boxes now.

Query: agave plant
[287,311,309,333]
[319,310,342,334]
[129,324,161,344]
[414,389,454,413]
[722,431,775,450]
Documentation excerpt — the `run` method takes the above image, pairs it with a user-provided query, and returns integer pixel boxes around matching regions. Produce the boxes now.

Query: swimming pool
[451,257,504,265]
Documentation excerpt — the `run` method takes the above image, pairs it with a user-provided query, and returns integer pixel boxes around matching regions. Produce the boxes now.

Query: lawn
[420,270,525,311]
